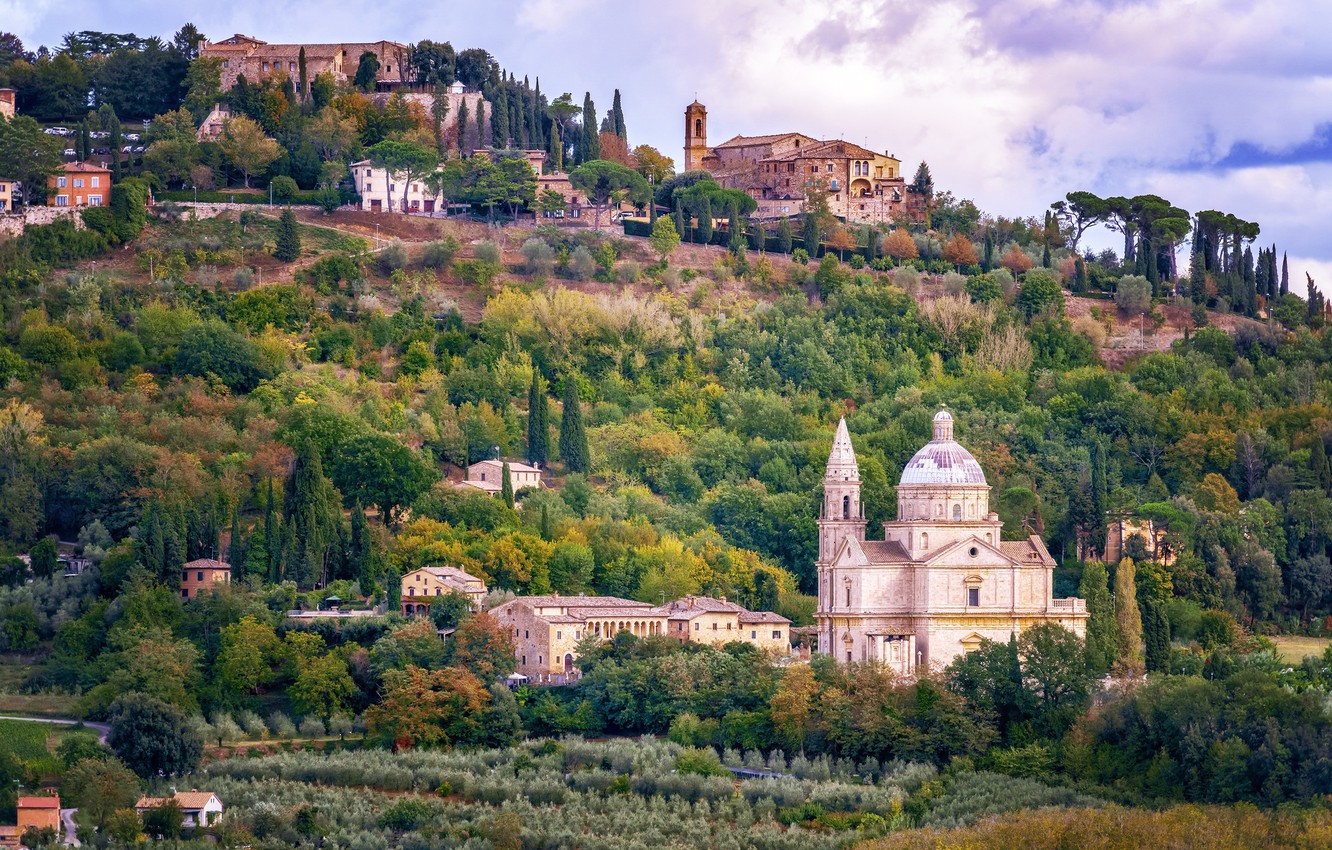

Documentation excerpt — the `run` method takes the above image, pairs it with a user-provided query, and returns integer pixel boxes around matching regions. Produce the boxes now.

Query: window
[842,494,850,519]
[751,630,757,639]
[524,630,529,639]
[57,177,67,188]
[408,587,415,596]
[521,655,526,665]
[197,571,204,581]
[968,587,980,606]
[921,532,929,550]
[845,586,851,607]
[953,504,962,521]
[73,178,84,188]
[557,631,562,639]
[434,587,441,595]
[772,630,782,639]
[88,195,102,206]
[712,622,718,630]
[826,164,833,173]
[694,623,699,631]
[181,589,189,598]
[575,631,581,639]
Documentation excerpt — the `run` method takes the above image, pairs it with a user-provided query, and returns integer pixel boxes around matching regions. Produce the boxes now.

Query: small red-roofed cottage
[180,559,231,600]
[135,791,223,828]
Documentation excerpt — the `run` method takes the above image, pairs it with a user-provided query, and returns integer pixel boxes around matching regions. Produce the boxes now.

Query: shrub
[313,184,341,213]
[1115,274,1153,314]
[377,239,408,274]
[474,240,502,265]
[520,238,555,275]
[792,248,810,265]
[299,717,326,738]
[614,261,640,283]
[569,246,597,280]
[675,747,730,778]
[423,237,461,270]
[271,176,298,203]
[268,711,297,737]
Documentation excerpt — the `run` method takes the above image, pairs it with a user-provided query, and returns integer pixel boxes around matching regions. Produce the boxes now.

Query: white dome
[899,441,987,486]
[899,410,987,486]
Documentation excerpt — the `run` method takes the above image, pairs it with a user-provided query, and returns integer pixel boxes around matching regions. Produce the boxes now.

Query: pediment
[831,535,868,567]
[922,535,1020,567]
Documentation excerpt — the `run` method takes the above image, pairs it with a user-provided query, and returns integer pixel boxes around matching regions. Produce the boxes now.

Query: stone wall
[0,206,86,238]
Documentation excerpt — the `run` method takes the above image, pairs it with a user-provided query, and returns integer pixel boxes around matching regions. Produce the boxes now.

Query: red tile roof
[18,796,60,809]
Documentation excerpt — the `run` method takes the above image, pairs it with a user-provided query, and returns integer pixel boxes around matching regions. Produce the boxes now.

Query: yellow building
[401,566,487,615]
[492,595,668,683]
[0,178,13,213]
[659,595,791,652]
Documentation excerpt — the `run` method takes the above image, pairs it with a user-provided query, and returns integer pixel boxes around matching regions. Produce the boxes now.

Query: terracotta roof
[738,610,790,624]
[1000,537,1055,565]
[18,796,60,808]
[858,540,915,564]
[61,161,111,174]
[713,132,808,149]
[420,566,482,583]
[137,791,219,811]
[183,558,231,571]
[471,458,542,474]
[655,596,744,619]
[522,595,651,609]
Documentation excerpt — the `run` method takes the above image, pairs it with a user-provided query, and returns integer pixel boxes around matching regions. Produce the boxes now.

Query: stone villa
[494,594,791,683]
[684,100,922,224]
[816,412,1087,675]
[400,565,488,615]
[201,34,407,91]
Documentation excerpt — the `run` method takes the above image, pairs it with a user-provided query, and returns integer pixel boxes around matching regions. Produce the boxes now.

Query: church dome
[898,410,988,486]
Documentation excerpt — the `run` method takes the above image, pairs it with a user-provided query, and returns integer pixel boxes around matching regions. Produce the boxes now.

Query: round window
[968,547,979,557]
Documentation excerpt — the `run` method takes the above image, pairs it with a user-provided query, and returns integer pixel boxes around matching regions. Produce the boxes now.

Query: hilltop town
[0,21,1331,850]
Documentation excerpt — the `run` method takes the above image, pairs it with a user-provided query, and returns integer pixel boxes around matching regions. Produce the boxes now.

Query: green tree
[328,433,438,526]
[290,652,357,719]
[568,159,650,230]
[142,798,184,840]
[354,51,380,91]
[106,692,204,779]
[648,215,681,264]
[218,116,281,188]
[1114,558,1146,676]
[445,612,517,683]
[579,92,599,164]
[559,378,590,474]
[527,372,549,466]
[0,115,63,208]
[1016,269,1065,318]
[1079,559,1117,675]
[366,139,438,215]
[62,757,141,831]
[29,536,58,578]
[274,208,301,262]
[501,462,515,509]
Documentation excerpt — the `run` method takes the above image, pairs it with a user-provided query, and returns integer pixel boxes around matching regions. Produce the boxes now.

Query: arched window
[953,504,962,521]
[694,118,701,137]
[842,494,850,519]
[845,585,852,607]
[921,532,929,550]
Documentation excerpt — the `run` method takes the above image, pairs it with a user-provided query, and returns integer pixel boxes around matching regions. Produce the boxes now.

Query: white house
[136,791,224,828]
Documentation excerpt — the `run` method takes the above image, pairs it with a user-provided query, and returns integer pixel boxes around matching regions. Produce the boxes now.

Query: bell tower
[684,101,707,172]
[818,418,866,566]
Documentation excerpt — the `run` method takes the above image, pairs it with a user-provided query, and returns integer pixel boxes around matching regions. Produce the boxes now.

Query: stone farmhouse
[400,566,488,615]
[494,594,791,684]
[201,34,408,91]
[462,458,543,495]
[0,88,15,120]
[816,412,1087,676]
[684,100,922,224]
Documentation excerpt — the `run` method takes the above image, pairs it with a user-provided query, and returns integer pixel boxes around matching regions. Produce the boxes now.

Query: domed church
[815,411,1088,675]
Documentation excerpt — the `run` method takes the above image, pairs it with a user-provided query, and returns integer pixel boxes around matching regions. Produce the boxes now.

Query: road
[0,714,110,742]
[59,808,80,847]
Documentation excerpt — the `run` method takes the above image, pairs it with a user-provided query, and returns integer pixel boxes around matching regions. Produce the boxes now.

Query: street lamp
[269,181,273,208]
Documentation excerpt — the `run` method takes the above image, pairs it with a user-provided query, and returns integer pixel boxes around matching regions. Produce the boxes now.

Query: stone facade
[658,595,791,652]
[401,566,487,615]
[684,102,917,224]
[0,206,86,238]
[462,459,543,495]
[0,88,14,120]
[201,34,407,92]
[815,413,1087,675]
[492,596,668,683]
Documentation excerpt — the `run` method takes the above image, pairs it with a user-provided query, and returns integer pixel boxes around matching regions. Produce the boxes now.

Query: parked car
[124,133,140,141]
[121,145,133,153]
[63,148,76,157]
[133,146,145,153]
[46,127,69,136]
[90,131,109,139]
[93,147,110,155]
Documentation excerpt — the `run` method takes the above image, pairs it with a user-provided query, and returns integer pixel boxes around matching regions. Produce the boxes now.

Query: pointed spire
[826,417,859,477]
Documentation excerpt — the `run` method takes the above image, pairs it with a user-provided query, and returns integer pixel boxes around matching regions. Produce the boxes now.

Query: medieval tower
[684,101,708,172]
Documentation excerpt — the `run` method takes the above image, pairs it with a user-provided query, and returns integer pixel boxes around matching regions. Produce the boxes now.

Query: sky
[9,0,1332,289]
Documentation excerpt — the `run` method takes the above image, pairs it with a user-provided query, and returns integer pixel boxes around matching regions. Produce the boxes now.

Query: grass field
[0,717,99,775]
[1269,636,1331,663]
[0,654,77,716]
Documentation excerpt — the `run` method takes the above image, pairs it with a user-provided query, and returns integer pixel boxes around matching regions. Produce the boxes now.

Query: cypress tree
[264,477,279,583]
[1042,241,1052,269]
[1073,255,1088,293]
[698,198,714,243]
[491,87,509,147]
[559,377,590,473]
[228,507,245,580]
[673,207,686,244]
[611,88,626,139]
[728,202,744,254]
[284,442,342,590]
[1311,433,1330,492]
[475,99,487,148]
[1114,558,1146,676]
[527,372,549,465]
[275,209,301,262]
[547,122,562,172]
[801,213,819,256]
[501,462,515,509]
[79,119,91,160]
[298,46,308,101]
[982,229,994,272]
[456,100,470,153]
[1190,251,1207,305]
[1143,598,1171,672]
[350,500,375,589]
[579,92,599,164]
[1090,441,1108,558]
[1078,559,1118,676]
[777,217,793,254]
[539,504,553,541]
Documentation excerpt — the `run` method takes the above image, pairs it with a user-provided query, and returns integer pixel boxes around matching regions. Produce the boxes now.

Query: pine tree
[274,209,301,262]
[698,198,714,243]
[1114,558,1146,676]
[611,88,626,139]
[559,378,590,473]
[1078,559,1118,676]
[527,372,549,465]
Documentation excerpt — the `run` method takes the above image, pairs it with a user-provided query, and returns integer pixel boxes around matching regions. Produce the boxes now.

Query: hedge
[158,189,328,206]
